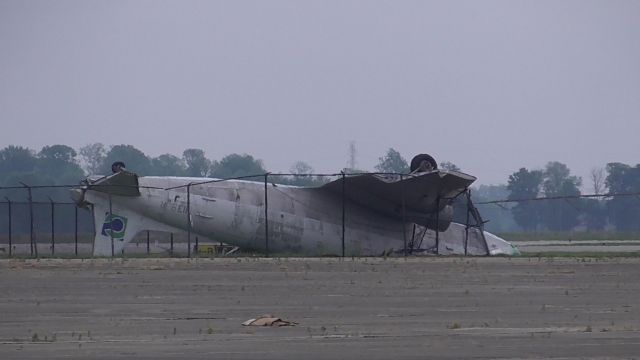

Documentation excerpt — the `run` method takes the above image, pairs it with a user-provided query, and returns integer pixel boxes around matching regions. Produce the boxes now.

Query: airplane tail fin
[89,194,184,256]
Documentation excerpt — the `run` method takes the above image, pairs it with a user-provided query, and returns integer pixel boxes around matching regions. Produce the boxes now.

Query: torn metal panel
[86,171,141,197]
[242,315,297,326]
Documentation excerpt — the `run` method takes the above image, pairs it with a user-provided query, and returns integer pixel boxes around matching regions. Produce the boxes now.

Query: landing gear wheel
[111,161,126,173]
[410,154,437,172]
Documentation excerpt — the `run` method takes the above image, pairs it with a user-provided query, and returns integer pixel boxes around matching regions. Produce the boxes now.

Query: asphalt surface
[1,257,639,359]
[5,238,640,258]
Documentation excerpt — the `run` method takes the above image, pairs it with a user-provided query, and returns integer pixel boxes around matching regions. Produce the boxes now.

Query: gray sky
[1,0,638,186]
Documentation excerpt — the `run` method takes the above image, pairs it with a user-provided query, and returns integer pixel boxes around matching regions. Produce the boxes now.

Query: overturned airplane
[70,154,519,257]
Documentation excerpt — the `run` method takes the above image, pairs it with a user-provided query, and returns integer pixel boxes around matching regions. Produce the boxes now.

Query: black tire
[111,161,126,173]
[410,154,437,172]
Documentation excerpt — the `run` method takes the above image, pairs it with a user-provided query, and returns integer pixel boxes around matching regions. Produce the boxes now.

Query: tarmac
[1,257,639,359]
[513,239,640,254]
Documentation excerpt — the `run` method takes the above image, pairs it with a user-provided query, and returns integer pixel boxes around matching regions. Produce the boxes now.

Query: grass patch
[520,251,640,258]
[499,232,640,241]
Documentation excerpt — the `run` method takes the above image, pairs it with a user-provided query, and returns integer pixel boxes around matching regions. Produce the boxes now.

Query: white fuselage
[83,176,518,256]
[87,177,409,256]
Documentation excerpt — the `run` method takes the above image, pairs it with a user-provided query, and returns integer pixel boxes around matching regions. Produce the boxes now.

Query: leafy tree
[439,161,461,172]
[506,162,584,231]
[291,161,313,176]
[0,146,43,200]
[287,161,314,185]
[281,161,326,186]
[0,145,81,201]
[210,153,266,179]
[375,148,408,174]
[182,149,211,177]
[582,198,607,231]
[507,168,544,231]
[605,162,640,195]
[36,145,84,187]
[1,171,55,201]
[472,184,520,233]
[0,146,37,181]
[38,145,77,162]
[79,143,106,175]
[100,145,151,175]
[542,162,581,196]
[540,161,582,231]
[151,154,186,176]
[605,162,640,231]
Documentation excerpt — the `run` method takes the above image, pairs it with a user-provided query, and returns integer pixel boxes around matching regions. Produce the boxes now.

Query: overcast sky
[1,0,638,186]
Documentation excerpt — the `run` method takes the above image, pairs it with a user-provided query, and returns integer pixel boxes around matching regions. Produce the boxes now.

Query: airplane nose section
[484,231,520,256]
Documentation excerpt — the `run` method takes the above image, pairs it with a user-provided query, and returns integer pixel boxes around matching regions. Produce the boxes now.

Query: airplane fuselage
[78,170,519,257]
[86,176,409,255]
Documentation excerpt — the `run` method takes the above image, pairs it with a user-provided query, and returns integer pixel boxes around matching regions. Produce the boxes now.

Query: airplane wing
[320,170,476,227]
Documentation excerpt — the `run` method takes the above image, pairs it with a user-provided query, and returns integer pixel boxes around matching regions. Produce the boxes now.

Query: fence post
[20,183,37,258]
[341,171,346,257]
[74,205,78,256]
[464,190,470,255]
[50,197,55,256]
[401,174,407,257]
[108,194,114,257]
[170,233,174,256]
[187,183,191,258]
[5,197,11,257]
[435,195,440,255]
[146,230,150,255]
[264,173,269,257]
[195,236,199,256]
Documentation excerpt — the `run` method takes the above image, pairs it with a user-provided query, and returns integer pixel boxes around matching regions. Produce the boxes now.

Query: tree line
[0,144,638,233]
[0,143,326,200]
[505,162,640,232]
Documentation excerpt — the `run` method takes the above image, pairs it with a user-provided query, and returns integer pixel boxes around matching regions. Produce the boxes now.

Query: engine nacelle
[410,204,454,232]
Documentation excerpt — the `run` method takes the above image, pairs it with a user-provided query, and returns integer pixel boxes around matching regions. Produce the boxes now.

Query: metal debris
[242,315,297,326]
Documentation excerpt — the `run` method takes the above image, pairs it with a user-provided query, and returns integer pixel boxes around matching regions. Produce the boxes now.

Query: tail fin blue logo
[101,213,128,240]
